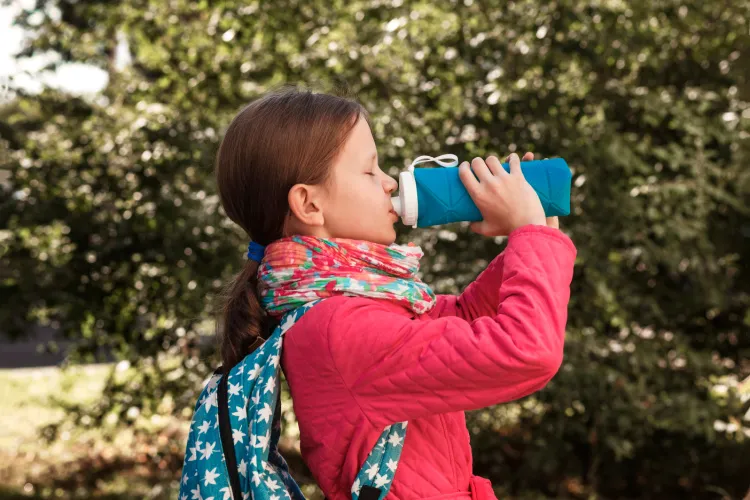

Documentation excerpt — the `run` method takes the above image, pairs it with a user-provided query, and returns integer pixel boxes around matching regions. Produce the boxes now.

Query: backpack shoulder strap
[217,300,320,500]
[351,422,409,500]
[218,367,242,500]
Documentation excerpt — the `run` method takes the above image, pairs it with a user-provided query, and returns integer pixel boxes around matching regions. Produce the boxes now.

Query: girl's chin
[331,224,397,245]
[384,228,398,245]
[370,228,397,246]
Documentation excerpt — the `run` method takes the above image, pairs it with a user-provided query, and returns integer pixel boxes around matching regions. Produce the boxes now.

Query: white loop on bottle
[407,154,459,172]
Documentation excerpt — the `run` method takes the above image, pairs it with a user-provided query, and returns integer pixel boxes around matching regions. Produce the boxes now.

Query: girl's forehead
[347,118,374,145]
[339,121,376,160]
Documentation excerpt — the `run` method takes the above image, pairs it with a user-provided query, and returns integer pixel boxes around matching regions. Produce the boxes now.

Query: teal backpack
[179,300,408,500]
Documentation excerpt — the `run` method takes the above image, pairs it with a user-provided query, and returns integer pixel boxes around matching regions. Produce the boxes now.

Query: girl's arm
[427,251,507,321]
[429,225,563,321]
[321,224,576,427]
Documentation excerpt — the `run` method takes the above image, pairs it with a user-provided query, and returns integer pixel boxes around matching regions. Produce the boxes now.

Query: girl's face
[287,116,400,245]
[323,117,400,245]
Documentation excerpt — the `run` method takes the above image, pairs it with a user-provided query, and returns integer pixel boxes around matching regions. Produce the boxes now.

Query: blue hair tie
[247,241,266,262]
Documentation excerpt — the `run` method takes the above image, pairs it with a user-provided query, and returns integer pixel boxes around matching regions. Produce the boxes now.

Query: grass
[0,364,105,452]
[0,364,181,499]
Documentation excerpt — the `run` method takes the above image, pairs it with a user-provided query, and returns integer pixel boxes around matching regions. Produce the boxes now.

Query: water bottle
[390,154,572,228]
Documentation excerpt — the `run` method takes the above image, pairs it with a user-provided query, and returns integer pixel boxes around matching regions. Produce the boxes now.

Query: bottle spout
[391,196,402,216]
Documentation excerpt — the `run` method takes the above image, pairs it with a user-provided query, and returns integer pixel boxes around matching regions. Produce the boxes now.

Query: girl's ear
[287,183,326,227]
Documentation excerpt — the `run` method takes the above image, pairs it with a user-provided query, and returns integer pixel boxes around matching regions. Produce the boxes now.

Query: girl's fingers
[485,155,509,177]
[506,152,534,161]
[458,161,480,195]
[470,156,494,183]
[508,153,523,176]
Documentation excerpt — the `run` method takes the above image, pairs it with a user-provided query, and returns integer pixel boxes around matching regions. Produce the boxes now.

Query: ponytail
[218,259,267,369]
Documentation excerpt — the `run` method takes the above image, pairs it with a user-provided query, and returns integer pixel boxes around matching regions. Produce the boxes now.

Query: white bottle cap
[391,154,456,229]
[391,170,418,228]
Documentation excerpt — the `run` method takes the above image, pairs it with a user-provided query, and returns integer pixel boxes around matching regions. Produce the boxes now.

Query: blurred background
[1,0,749,498]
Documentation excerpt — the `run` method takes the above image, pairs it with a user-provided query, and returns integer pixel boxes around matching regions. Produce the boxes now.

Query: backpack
[179,299,409,500]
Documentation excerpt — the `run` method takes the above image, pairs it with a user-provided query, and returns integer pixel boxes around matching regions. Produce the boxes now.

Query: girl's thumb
[470,221,490,235]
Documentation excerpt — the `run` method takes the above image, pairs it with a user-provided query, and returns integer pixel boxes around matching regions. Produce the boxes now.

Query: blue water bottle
[390,154,571,228]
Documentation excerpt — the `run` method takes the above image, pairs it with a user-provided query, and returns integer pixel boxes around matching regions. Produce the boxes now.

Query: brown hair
[215,85,368,368]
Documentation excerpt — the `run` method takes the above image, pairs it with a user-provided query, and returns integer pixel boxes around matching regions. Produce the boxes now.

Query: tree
[1,0,748,497]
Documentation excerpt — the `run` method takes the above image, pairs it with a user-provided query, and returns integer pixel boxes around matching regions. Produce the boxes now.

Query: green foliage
[1,0,749,497]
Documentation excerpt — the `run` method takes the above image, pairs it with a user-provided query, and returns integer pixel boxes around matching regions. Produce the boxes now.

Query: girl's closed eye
[366,151,379,176]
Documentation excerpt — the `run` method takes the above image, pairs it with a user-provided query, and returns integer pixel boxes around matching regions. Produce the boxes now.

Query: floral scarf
[257,235,436,316]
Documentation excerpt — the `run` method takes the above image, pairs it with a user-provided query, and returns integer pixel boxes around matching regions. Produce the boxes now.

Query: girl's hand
[459,152,546,237]
[512,152,559,229]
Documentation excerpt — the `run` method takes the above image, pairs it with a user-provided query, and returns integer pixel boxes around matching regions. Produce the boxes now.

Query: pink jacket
[281,225,577,500]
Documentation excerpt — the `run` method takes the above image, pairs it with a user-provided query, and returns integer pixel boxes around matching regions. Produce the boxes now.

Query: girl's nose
[384,174,398,194]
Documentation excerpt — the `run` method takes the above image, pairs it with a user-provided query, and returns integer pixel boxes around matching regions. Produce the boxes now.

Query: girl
[211,87,576,500]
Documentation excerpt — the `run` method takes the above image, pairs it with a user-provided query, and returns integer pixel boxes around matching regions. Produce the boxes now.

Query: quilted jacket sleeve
[325,224,576,427]
[427,251,507,321]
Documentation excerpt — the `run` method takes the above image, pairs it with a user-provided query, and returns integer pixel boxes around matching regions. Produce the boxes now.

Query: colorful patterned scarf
[257,236,436,316]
